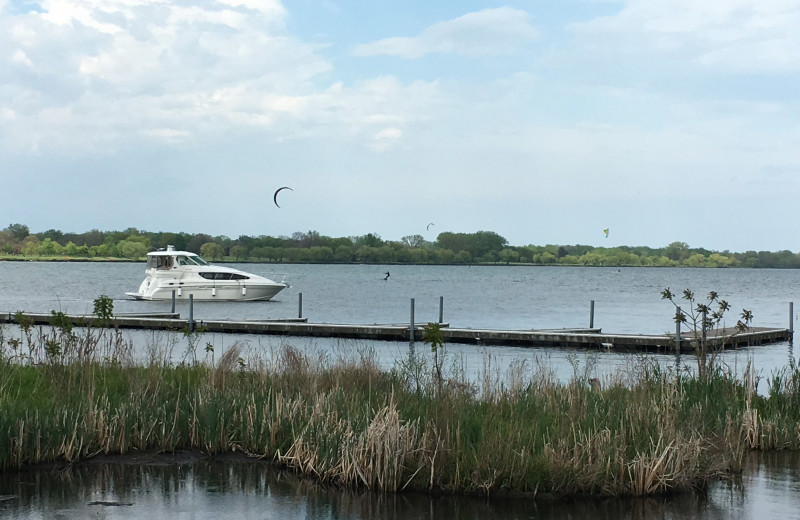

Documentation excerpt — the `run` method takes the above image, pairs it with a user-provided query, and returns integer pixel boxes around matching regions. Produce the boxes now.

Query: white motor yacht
[126,246,288,301]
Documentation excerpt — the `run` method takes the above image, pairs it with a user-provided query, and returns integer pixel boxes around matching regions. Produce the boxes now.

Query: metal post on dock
[298,292,303,319]
[410,298,415,345]
[675,307,681,353]
[790,302,794,343]
[589,300,595,329]
[171,290,176,314]
[439,296,444,324]
[189,294,194,332]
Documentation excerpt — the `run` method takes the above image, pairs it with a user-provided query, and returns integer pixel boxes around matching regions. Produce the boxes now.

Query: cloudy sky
[1,0,798,252]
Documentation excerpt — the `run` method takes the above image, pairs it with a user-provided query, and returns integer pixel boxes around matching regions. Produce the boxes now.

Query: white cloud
[11,49,32,66]
[140,127,191,145]
[352,7,538,59]
[570,0,800,72]
[370,127,402,152]
[0,0,338,152]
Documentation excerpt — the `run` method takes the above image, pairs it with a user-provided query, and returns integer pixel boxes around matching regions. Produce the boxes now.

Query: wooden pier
[0,311,791,353]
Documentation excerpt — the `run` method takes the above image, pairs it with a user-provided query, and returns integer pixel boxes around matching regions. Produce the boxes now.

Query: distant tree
[37,238,63,256]
[707,253,737,268]
[559,254,579,265]
[0,230,14,253]
[686,253,707,268]
[308,246,334,262]
[664,241,690,262]
[64,242,80,256]
[436,232,471,254]
[470,231,508,258]
[186,234,213,254]
[200,242,225,260]
[37,228,63,243]
[408,248,429,264]
[291,230,324,248]
[499,248,520,264]
[21,236,39,256]
[118,238,150,260]
[453,250,471,264]
[334,245,353,262]
[536,252,557,264]
[7,223,29,241]
[401,234,425,248]
[352,233,384,248]
[230,245,248,260]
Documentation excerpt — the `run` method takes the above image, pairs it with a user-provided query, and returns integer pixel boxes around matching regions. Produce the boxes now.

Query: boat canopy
[145,248,209,269]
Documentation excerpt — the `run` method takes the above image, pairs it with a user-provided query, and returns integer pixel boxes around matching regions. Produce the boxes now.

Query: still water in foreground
[1,452,799,519]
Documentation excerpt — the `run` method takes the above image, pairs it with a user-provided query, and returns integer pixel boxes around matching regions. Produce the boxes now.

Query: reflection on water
[1,452,800,519]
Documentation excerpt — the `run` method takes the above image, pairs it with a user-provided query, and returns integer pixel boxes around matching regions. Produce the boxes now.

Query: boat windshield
[176,255,209,266]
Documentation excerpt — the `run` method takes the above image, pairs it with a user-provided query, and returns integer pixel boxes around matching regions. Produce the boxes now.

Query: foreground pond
[1,451,798,519]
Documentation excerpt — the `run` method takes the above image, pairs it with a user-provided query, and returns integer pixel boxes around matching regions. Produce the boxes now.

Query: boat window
[147,256,172,269]
[177,256,190,266]
[199,272,238,280]
[231,274,248,280]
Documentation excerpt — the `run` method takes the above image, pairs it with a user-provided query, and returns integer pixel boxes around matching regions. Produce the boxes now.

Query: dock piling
[189,294,194,332]
[791,302,794,343]
[439,296,444,324]
[298,293,303,319]
[410,298,415,345]
[171,290,176,314]
[589,300,595,328]
[675,306,681,353]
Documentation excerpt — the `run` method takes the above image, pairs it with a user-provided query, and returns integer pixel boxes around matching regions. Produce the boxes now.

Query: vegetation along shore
[2,305,800,499]
[2,223,800,268]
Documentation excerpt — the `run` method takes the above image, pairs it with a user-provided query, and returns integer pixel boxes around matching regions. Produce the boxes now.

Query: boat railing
[267,273,290,285]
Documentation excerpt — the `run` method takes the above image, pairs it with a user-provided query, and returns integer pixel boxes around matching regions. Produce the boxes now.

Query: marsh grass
[2,320,800,498]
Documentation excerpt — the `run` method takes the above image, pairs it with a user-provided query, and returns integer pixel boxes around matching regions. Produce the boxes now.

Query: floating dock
[0,311,791,353]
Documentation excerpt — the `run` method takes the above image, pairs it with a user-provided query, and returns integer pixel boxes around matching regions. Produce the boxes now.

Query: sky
[1,0,798,252]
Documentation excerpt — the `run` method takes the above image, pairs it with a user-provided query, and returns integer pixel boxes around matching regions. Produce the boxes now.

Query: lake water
[1,261,800,518]
[1,452,799,519]
[1,262,797,380]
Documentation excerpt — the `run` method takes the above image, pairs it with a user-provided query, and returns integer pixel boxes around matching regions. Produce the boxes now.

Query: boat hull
[125,282,286,302]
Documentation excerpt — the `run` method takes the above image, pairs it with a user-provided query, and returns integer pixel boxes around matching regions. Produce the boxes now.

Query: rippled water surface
[2,262,799,332]
[1,262,798,379]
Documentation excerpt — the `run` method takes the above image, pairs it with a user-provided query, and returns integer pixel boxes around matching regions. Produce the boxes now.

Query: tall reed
[3,320,800,498]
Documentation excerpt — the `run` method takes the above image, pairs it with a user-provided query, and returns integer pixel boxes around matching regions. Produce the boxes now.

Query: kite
[603,228,609,238]
[427,222,434,231]
[273,187,293,208]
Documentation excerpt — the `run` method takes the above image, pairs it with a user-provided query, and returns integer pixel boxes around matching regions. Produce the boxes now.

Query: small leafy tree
[661,288,752,378]
[93,294,114,326]
[423,322,445,393]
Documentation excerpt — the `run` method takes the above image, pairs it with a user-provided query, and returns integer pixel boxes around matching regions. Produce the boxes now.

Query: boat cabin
[146,248,209,270]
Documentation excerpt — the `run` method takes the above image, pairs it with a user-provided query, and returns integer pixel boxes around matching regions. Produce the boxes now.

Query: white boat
[126,246,289,302]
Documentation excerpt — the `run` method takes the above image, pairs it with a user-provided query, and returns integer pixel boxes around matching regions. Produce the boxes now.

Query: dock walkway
[1,311,791,353]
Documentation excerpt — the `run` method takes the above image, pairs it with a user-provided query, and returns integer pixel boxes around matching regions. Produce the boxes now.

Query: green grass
[1,322,800,498]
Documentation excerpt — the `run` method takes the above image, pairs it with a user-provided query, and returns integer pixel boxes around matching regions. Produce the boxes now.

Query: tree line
[1,223,799,268]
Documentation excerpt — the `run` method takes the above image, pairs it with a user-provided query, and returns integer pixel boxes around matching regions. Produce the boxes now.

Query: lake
[1,261,799,518]
[1,262,797,381]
